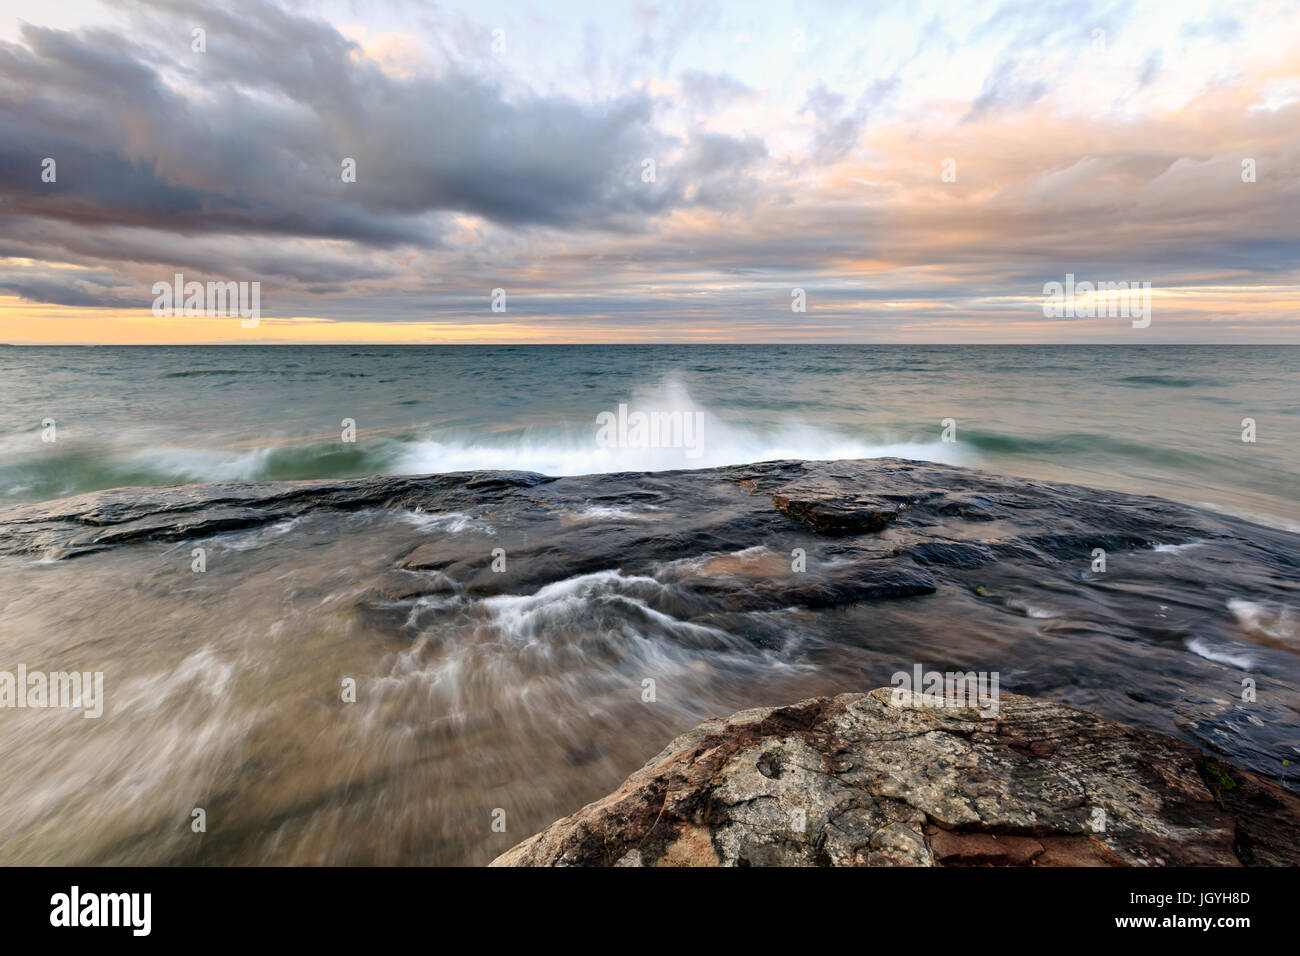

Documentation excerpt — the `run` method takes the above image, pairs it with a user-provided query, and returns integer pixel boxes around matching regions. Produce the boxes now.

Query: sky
[0,0,1297,343]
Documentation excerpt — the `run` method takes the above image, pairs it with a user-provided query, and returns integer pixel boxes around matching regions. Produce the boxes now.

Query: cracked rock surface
[491,689,1300,867]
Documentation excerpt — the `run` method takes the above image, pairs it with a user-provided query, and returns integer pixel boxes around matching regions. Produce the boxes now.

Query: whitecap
[1227,598,1297,644]
[1150,541,1204,554]
[396,509,480,534]
[390,379,968,478]
[1187,637,1258,669]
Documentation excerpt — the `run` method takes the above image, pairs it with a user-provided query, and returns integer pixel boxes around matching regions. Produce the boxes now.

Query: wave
[159,368,370,379]
[1114,374,1208,388]
[375,568,807,737]
[1195,502,1300,536]
[398,379,965,475]
[1187,638,1260,669]
[1228,598,1297,649]
[956,428,1206,467]
[387,432,960,478]
[159,369,269,378]
[0,381,966,502]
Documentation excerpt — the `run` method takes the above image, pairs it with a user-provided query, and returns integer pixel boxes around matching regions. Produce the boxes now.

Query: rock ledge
[491,689,1300,867]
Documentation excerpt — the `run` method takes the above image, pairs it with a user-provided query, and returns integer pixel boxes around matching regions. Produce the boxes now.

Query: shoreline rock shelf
[490,689,1300,867]
[4,457,1297,862]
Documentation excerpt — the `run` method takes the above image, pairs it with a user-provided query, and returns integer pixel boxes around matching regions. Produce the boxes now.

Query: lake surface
[1,344,1296,526]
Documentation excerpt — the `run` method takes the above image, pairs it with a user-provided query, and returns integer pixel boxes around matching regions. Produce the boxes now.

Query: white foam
[125,444,272,482]
[0,380,970,504]
[479,569,682,636]
[1227,598,1297,644]
[667,544,774,573]
[1187,637,1259,669]
[207,517,301,551]
[396,509,480,534]
[372,567,792,730]
[1008,598,1061,619]
[116,645,236,713]
[1193,501,1300,535]
[575,505,658,520]
[392,379,966,477]
[1150,541,1204,554]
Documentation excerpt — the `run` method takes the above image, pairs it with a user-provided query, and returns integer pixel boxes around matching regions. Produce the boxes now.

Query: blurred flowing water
[0,345,1296,864]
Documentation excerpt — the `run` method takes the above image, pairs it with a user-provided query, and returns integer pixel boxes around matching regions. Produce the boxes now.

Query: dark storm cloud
[0,214,398,284]
[0,267,140,307]
[0,0,767,307]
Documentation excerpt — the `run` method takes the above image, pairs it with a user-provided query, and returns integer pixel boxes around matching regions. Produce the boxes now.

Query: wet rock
[757,565,937,607]
[904,541,997,569]
[773,481,913,535]
[0,472,540,558]
[4,457,1298,866]
[491,688,1300,867]
[367,569,460,602]
[676,563,936,611]
[0,458,1260,572]
[1018,532,1158,562]
[463,473,555,491]
[933,493,1006,521]
[1198,757,1300,866]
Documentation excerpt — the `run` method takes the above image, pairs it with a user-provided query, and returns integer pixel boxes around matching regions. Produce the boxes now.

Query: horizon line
[3,341,1298,348]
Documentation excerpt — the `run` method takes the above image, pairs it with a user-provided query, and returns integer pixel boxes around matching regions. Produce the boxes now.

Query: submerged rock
[491,688,1300,867]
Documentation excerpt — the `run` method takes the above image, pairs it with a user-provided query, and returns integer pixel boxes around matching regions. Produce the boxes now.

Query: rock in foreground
[491,689,1300,867]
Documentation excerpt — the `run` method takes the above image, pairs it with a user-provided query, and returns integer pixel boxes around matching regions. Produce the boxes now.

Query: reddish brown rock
[772,481,912,534]
[491,689,1300,867]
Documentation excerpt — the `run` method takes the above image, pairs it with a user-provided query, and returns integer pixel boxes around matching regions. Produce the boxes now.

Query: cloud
[678,69,755,111]
[0,0,1296,343]
[0,1,701,269]
[965,57,1050,120]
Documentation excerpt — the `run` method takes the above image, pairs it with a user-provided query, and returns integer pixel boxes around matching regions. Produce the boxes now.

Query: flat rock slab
[4,457,1297,788]
[773,480,914,534]
[491,689,1300,867]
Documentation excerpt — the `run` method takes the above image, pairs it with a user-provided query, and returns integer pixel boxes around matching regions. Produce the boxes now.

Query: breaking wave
[0,381,964,502]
